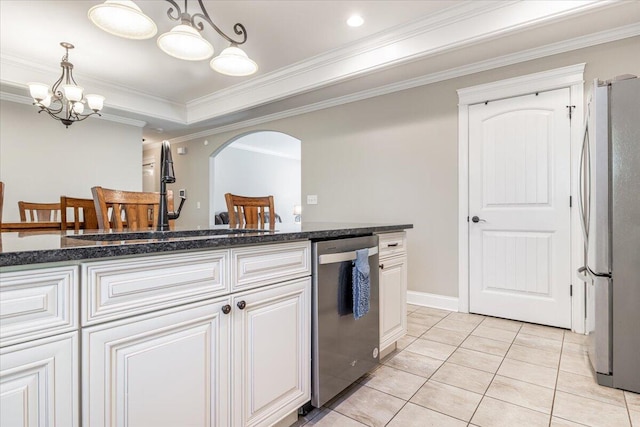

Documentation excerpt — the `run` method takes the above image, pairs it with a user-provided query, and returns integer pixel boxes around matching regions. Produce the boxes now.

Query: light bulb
[72,102,85,114]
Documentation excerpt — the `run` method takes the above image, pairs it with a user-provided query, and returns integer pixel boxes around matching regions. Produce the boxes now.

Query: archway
[209,131,301,227]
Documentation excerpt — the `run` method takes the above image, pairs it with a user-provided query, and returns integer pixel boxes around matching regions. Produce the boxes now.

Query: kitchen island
[0,222,411,427]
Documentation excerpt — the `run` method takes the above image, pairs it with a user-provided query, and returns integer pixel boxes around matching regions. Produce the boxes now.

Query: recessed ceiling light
[347,15,364,27]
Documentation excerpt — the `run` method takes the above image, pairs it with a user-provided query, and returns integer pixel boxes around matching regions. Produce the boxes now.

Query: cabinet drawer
[231,241,311,292]
[0,266,78,347]
[82,250,229,326]
[378,232,407,258]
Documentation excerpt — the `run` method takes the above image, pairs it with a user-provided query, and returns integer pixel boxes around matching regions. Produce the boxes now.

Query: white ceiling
[1,1,639,144]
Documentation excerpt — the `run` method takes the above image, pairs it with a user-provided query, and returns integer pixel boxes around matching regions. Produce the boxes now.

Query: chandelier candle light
[88,0,258,76]
[28,42,105,128]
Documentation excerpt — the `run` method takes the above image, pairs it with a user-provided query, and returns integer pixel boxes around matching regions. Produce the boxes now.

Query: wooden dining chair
[225,193,275,228]
[91,186,174,231]
[18,201,61,222]
[60,196,99,231]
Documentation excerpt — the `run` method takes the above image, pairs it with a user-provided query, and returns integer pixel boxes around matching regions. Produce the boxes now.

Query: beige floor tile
[550,416,589,426]
[305,409,367,426]
[562,341,589,355]
[471,396,550,427]
[414,306,452,318]
[556,370,626,407]
[486,375,554,414]
[447,347,503,373]
[506,343,560,369]
[410,380,482,421]
[497,358,558,389]
[552,391,630,427]
[519,323,565,341]
[431,362,494,394]
[408,312,443,327]
[421,327,469,346]
[563,331,589,345]
[630,411,640,427]
[471,325,518,343]
[445,312,485,325]
[559,351,593,378]
[626,391,640,412]
[435,318,478,334]
[386,402,467,427]
[395,334,417,351]
[406,320,430,337]
[406,304,421,313]
[405,338,457,361]
[360,365,426,400]
[461,335,511,357]
[514,332,563,352]
[330,385,405,427]
[384,350,443,378]
[481,316,522,332]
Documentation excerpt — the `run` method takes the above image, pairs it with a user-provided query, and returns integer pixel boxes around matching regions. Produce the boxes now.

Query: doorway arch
[209,130,301,227]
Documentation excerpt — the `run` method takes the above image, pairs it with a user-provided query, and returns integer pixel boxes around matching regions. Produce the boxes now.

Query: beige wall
[0,100,143,222]
[146,37,638,298]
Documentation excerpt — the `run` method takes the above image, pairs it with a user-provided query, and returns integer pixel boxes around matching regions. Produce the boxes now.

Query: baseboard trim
[407,291,458,312]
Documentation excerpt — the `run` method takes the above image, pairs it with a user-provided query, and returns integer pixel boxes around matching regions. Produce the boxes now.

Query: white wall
[213,147,301,223]
[0,100,143,221]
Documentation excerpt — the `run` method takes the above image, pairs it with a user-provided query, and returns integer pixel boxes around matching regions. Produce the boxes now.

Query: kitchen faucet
[157,140,186,231]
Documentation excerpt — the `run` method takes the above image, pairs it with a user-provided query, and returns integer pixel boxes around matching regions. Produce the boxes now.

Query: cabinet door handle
[379,264,384,269]
[221,304,231,314]
[387,243,399,247]
[237,300,246,310]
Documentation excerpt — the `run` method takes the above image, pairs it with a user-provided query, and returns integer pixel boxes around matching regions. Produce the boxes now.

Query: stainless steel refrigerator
[578,76,640,393]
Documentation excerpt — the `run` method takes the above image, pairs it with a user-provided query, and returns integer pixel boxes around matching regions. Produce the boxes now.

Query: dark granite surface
[0,222,412,267]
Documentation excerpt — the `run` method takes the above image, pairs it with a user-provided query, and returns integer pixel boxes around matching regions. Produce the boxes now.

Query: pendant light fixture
[27,42,105,128]
[88,0,258,76]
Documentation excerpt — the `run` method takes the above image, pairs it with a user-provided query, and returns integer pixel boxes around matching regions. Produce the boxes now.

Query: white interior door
[468,88,572,328]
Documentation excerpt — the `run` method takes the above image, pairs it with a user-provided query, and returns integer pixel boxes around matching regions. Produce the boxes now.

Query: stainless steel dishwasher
[311,235,380,407]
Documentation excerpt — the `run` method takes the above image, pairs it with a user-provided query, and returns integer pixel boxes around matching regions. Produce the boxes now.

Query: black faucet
[157,140,186,231]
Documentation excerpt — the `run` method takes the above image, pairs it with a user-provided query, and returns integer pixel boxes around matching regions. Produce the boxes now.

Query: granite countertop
[0,222,412,267]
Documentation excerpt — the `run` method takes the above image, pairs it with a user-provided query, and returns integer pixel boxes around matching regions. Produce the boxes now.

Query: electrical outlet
[307,195,318,205]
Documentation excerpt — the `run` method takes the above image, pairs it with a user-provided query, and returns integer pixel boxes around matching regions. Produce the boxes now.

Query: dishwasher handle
[318,246,378,265]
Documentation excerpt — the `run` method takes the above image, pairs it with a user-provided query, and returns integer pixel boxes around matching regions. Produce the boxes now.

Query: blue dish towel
[352,248,370,319]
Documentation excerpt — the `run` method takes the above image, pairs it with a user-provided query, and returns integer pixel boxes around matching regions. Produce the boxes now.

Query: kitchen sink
[67,228,271,242]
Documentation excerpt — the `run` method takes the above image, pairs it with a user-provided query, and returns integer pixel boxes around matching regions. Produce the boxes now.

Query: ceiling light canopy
[88,0,258,76]
[27,42,105,128]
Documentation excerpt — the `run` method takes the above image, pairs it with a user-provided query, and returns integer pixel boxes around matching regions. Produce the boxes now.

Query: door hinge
[567,105,576,119]
[467,216,469,222]
[569,196,572,207]
[570,284,573,296]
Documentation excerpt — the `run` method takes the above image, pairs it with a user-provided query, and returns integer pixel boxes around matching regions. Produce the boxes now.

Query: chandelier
[27,43,105,128]
[88,0,258,76]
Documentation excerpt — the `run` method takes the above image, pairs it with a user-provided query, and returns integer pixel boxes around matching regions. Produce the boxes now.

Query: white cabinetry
[83,298,231,427]
[82,241,311,427]
[378,232,408,355]
[232,278,310,427]
[0,265,79,427]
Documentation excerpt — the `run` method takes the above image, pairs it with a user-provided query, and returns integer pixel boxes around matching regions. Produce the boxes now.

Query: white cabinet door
[0,332,78,427]
[83,298,231,427]
[232,278,311,427]
[379,256,407,352]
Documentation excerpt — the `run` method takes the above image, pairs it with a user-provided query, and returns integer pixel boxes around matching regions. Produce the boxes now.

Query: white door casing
[468,88,571,327]
[458,64,585,332]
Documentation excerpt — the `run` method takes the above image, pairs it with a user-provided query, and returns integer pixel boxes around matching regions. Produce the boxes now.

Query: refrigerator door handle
[578,105,592,253]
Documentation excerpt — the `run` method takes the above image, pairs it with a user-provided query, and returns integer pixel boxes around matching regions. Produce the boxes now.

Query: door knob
[471,216,486,223]
[237,300,246,310]
[221,304,231,314]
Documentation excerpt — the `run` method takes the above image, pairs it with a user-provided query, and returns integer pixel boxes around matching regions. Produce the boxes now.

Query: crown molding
[167,23,638,144]
[185,0,608,123]
[0,90,147,127]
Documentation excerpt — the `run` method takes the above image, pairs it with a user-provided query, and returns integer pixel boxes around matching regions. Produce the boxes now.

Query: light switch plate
[307,195,318,205]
